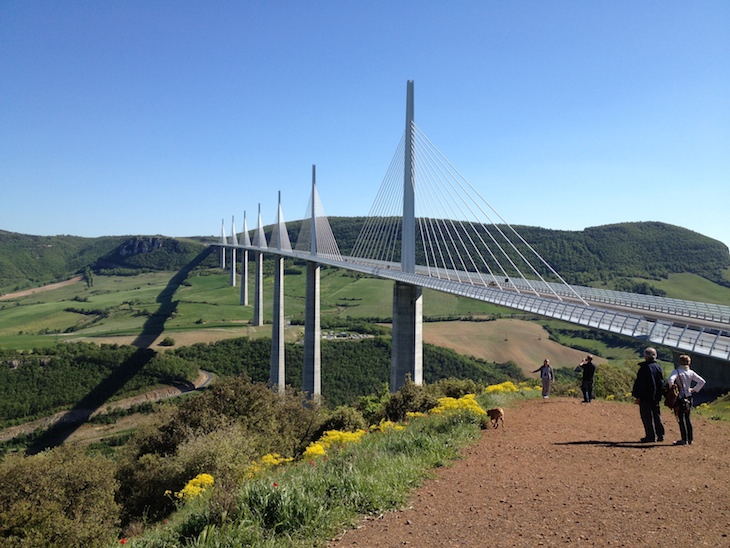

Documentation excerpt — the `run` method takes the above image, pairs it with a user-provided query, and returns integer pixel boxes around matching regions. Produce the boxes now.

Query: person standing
[533,359,554,398]
[576,355,596,403]
[668,354,706,446]
[632,347,665,443]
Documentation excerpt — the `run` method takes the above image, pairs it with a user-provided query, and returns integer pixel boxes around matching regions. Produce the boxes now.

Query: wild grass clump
[122,390,497,547]
[0,377,538,547]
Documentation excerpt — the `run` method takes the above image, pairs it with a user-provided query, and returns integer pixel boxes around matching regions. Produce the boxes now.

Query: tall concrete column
[303,261,321,398]
[253,251,264,326]
[303,165,322,398]
[240,211,251,306]
[240,249,249,306]
[230,216,237,287]
[391,80,423,392]
[270,255,285,394]
[402,80,416,275]
[391,281,423,392]
[229,247,237,287]
[219,218,227,270]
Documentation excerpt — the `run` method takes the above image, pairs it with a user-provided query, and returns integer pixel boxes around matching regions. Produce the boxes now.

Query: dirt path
[0,276,83,300]
[330,397,730,547]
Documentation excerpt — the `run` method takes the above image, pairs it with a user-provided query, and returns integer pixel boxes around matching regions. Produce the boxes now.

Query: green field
[2,263,730,352]
[0,266,509,350]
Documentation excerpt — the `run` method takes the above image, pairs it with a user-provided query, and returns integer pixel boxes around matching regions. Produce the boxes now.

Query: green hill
[0,232,217,293]
[258,217,730,290]
[2,220,729,295]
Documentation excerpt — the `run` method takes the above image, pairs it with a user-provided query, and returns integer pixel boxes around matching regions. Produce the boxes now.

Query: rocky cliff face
[117,237,171,256]
[95,237,206,271]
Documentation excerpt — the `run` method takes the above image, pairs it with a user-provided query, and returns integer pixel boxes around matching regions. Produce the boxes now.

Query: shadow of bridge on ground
[26,247,214,455]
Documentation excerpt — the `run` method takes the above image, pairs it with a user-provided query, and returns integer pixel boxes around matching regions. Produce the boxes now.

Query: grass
[695,392,730,422]
[651,273,730,306]
[117,388,539,547]
[0,267,512,351]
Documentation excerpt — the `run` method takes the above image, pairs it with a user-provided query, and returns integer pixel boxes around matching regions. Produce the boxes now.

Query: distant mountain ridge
[1,220,729,293]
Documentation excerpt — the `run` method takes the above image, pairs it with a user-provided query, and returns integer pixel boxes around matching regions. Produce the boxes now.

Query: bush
[312,406,368,440]
[115,376,328,525]
[383,379,438,422]
[427,377,482,399]
[0,445,120,547]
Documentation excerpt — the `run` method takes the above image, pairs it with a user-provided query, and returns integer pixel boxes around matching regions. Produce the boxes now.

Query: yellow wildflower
[302,429,368,458]
[175,473,214,501]
[431,394,486,415]
[485,381,519,394]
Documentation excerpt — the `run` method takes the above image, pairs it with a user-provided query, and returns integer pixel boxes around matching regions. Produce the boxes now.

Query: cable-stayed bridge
[215,81,730,397]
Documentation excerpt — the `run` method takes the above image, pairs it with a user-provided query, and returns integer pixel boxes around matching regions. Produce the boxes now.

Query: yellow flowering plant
[369,419,405,433]
[168,473,214,501]
[430,394,486,416]
[243,453,294,479]
[302,429,368,459]
[485,381,520,394]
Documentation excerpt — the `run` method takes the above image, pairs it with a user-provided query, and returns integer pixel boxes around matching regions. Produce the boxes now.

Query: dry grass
[423,318,605,375]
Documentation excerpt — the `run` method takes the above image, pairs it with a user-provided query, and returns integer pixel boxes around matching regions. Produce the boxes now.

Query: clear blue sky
[2,1,728,250]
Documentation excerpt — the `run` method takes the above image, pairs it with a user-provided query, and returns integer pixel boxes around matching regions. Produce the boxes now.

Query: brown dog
[486,407,504,429]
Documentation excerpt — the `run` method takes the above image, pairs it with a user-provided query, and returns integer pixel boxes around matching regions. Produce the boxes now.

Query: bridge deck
[218,244,730,362]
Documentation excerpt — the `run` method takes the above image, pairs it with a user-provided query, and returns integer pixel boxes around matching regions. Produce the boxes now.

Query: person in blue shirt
[632,347,665,443]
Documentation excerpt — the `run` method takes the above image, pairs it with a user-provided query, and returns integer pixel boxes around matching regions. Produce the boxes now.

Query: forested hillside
[290,218,730,288]
[0,337,524,426]
[0,231,127,290]
[2,220,729,293]
[0,232,215,292]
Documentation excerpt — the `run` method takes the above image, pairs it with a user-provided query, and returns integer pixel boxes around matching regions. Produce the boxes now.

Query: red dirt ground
[329,397,730,547]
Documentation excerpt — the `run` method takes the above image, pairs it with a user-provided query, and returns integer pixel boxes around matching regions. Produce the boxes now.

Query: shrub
[427,377,481,398]
[0,445,120,547]
[383,379,438,422]
[312,405,367,440]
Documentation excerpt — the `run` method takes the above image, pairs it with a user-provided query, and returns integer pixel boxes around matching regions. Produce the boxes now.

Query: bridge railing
[216,243,730,361]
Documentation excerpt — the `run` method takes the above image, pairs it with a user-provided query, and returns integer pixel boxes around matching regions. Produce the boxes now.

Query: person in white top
[532,359,555,398]
[667,354,706,446]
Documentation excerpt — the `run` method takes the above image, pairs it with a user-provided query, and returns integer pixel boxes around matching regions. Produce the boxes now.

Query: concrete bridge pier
[391,281,423,392]
[229,217,238,287]
[303,261,321,399]
[302,166,322,399]
[253,251,264,326]
[220,218,227,270]
[240,212,251,306]
[270,255,285,394]
[240,249,249,306]
[391,80,423,392]
[229,247,237,287]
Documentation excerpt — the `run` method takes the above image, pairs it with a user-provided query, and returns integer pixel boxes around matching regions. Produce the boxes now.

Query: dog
[486,407,504,429]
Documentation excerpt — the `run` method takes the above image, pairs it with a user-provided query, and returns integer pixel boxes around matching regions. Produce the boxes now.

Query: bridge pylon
[229,216,238,287]
[240,211,250,306]
[219,218,227,270]
[252,204,266,326]
[392,79,423,391]
[270,191,291,395]
[303,165,322,399]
